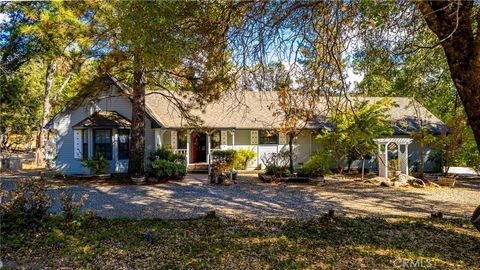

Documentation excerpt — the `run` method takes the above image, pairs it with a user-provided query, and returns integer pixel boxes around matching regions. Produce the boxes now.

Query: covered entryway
[191,132,207,163]
[374,138,413,178]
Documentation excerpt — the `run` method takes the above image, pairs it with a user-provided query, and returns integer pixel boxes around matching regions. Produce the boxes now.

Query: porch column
[405,144,409,175]
[112,128,118,163]
[230,129,235,148]
[88,129,93,159]
[207,132,211,165]
[384,142,389,178]
[186,130,192,165]
[397,143,401,173]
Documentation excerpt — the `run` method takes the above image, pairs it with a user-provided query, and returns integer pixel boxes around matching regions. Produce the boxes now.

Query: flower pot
[227,170,238,180]
[131,176,146,184]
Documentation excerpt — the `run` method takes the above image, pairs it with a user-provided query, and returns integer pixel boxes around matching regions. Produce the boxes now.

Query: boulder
[408,178,426,188]
[223,178,235,186]
[365,177,386,185]
[380,180,392,187]
[393,181,409,187]
[393,173,420,187]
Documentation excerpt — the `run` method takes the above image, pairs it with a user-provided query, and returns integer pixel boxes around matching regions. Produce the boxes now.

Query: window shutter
[171,130,177,149]
[221,130,228,145]
[74,130,82,159]
[279,132,287,145]
[250,130,258,145]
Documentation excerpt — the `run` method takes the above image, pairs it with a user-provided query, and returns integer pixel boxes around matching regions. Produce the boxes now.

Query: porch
[153,128,314,169]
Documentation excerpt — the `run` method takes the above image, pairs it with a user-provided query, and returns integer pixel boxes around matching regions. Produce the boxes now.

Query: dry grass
[2,215,479,269]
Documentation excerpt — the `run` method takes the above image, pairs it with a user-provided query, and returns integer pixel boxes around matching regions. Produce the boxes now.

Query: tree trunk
[419,138,425,179]
[128,66,146,177]
[288,132,294,173]
[416,0,480,151]
[361,158,365,181]
[36,60,56,166]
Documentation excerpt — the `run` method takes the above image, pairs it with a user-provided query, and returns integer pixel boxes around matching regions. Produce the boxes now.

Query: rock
[223,178,235,186]
[393,181,409,187]
[380,180,392,187]
[393,173,421,187]
[204,210,217,220]
[365,177,386,185]
[408,178,426,188]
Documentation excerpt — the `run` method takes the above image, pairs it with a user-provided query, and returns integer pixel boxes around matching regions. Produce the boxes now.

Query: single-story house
[46,76,448,175]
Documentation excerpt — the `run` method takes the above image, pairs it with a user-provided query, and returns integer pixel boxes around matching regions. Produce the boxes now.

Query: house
[46,76,448,175]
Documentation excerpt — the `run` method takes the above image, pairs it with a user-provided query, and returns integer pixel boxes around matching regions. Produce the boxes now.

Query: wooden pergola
[374,138,413,178]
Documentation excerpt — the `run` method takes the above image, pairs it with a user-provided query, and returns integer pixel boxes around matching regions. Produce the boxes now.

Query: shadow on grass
[2,215,479,269]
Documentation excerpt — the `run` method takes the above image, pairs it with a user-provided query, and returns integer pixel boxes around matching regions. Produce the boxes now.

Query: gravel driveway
[2,173,479,220]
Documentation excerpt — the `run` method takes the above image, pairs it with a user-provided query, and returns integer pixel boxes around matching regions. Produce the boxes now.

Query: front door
[192,133,207,163]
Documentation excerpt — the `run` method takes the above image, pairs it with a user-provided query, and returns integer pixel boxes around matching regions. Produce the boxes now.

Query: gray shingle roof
[144,91,448,134]
[72,111,131,129]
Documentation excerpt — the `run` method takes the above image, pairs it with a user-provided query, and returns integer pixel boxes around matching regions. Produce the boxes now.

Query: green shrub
[151,159,186,179]
[466,150,480,175]
[265,164,291,177]
[1,175,52,232]
[298,151,331,177]
[59,192,89,225]
[149,147,185,163]
[233,149,256,169]
[82,153,109,175]
[211,149,236,170]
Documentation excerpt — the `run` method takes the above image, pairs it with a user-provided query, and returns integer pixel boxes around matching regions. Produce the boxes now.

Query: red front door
[192,134,198,163]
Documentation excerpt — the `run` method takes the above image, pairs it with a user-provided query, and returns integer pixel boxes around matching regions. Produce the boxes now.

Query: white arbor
[374,138,413,178]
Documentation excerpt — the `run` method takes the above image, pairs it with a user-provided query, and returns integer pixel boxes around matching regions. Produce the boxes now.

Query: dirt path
[2,172,479,219]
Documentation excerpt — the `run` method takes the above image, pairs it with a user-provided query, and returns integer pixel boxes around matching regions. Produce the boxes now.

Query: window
[94,129,112,160]
[118,129,130,160]
[259,130,278,144]
[211,131,221,149]
[82,129,89,159]
[178,131,187,149]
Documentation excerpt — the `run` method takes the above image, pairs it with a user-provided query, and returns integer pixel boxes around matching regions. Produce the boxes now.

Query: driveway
[1,173,479,220]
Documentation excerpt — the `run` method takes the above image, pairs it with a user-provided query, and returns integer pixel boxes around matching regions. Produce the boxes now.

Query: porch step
[187,163,209,173]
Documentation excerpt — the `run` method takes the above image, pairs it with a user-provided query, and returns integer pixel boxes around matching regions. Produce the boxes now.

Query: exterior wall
[50,87,155,174]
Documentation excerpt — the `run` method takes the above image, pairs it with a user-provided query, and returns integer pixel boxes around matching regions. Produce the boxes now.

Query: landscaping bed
[1,215,479,269]
[258,173,323,184]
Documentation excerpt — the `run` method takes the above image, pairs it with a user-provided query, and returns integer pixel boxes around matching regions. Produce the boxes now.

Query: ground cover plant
[2,214,479,269]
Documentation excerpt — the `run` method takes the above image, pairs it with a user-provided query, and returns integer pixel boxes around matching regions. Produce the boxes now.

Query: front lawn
[2,215,479,269]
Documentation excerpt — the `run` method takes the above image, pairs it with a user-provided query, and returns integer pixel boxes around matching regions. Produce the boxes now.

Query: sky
[0,10,364,90]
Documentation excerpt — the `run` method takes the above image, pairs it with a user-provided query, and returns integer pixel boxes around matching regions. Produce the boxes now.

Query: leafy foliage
[298,151,331,177]
[149,147,185,164]
[232,149,256,170]
[318,98,394,177]
[0,175,52,233]
[82,153,109,175]
[262,150,291,177]
[150,160,186,180]
[148,148,186,180]
[59,192,89,225]
[211,150,237,169]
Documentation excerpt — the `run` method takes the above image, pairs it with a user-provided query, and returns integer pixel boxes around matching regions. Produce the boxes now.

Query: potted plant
[82,153,109,176]
[131,174,146,184]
